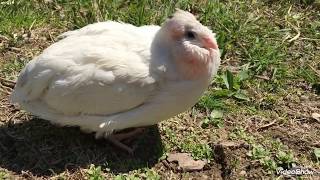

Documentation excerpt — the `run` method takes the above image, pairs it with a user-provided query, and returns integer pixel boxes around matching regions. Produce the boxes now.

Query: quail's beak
[201,36,218,50]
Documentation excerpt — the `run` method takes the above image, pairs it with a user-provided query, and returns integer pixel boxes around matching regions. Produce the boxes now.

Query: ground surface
[0,0,319,179]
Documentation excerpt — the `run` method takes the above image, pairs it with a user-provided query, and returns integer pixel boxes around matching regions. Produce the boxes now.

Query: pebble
[240,170,246,176]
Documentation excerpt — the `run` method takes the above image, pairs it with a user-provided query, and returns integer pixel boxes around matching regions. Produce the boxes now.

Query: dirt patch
[211,141,271,179]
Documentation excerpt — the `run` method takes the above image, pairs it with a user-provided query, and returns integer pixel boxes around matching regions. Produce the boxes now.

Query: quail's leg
[106,128,145,154]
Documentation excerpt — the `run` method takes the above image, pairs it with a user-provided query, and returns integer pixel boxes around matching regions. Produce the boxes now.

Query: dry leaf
[219,141,240,147]
[212,141,249,149]
[167,153,207,172]
[312,113,320,122]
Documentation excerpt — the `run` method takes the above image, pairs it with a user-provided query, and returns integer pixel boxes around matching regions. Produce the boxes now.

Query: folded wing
[12,23,160,118]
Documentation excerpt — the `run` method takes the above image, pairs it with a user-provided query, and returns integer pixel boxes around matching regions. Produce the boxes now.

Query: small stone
[167,153,207,172]
[201,174,209,179]
[239,170,246,176]
[41,37,47,41]
[300,95,308,101]
[302,123,310,129]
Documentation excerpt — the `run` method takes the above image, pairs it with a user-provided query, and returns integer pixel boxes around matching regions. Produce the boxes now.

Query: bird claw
[107,135,135,154]
[104,128,145,154]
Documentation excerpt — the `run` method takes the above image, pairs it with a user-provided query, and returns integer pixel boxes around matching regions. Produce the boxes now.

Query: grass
[0,0,320,179]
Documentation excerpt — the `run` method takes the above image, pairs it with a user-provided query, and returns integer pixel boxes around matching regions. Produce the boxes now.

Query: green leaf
[210,110,223,119]
[248,145,270,160]
[260,157,277,171]
[213,89,231,97]
[271,68,278,80]
[114,175,126,180]
[233,90,250,101]
[201,118,210,128]
[202,111,224,129]
[222,70,234,90]
[197,92,225,110]
[233,78,241,90]
[227,91,236,97]
[145,169,161,180]
[238,70,249,81]
[314,148,320,160]
[276,151,294,164]
[87,164,103,180]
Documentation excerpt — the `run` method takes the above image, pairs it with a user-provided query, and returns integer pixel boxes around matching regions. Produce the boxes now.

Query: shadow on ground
[0,118,164,176]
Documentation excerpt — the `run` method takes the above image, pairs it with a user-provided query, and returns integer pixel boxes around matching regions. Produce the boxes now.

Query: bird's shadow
[0,118,164,176]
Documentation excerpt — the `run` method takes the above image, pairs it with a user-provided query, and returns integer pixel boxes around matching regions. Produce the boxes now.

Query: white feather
[11,11,220,137]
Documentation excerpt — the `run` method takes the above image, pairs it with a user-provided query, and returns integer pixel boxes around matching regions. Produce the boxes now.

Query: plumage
[11,10,221,139]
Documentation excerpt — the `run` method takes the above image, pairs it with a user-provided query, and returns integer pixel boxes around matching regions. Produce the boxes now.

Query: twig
[92,0,102,22]
[237,42,251,59]
[0,83,12,94]
[257,120,277,131]
[0,82,14,89]
[8,47,21,52]
[286,109,310,120]
[0,34,9,41]
[288,29,300,43]
[288,21,301,43]
[307,64,320,78]
[48,31,55,43]
[29,19,36,32]
[0,77,16,85]
[254,75,270,81]
[0,88,10,95]
[214,141,250,149]
[0,77,15,89]
[300,38,320,42]
[162,160,175,171]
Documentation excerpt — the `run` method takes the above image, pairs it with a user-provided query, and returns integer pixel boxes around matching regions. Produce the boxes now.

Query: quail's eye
[186,31,196,39]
